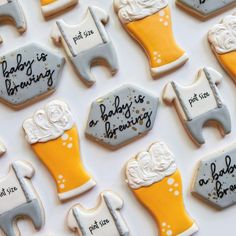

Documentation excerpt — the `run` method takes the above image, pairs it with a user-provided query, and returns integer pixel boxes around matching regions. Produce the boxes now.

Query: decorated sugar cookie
[114,0,188,77]
[163,67,231,145]
[0,161,44,235]
[67,191,129,236]
[86,84,158,149]
[0,0,27,44]
[192,143,236,209]
[0,43,65,109]
[126,142,198,236]
[176,0,236,20]
[0,140,6,156]
[40,0,78,18]
[208,13,236,83]
[51,6,118,86]
[23,100,96,201]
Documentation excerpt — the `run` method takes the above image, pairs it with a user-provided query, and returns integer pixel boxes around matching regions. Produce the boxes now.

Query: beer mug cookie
[208,13,236,83]
[126,142,198,236]
[114,0,188,77]
[67,191,129,236]
[163,67,231,146]
[0,161,44,235]
[40,0,78,18]
[23,100,96,201]
[0,0,27,44]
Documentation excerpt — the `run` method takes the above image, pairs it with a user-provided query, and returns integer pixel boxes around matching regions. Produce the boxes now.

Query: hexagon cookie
[176,0,236,20]
[85,84,159,149]
[192,143,236,209]
[0,43,65,109]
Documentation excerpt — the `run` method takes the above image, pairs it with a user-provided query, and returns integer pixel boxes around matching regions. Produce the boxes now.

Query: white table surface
[1,0,236,235]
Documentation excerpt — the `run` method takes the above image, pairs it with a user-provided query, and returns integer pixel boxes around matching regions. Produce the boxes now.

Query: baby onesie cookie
[0,161,44,236]
[208,13,236,83]
[0,43,65,109]
[176,0,236,20]
[67,191,129,236]
[23,100,96,201]
[126,142,198,236]
[0,0,26,44]
[41,0,78,18]
[51,6,118,86]
[86,84,158,149]
[163,67,231,146]
[114,0,188,77]
[192,143,236,209]
[0,140,6,156]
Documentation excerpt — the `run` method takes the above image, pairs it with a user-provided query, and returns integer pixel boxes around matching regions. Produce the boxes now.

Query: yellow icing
[132,170,195,236]
[32,125,92,194]
[41,0,57,6]
[125,6,185,69]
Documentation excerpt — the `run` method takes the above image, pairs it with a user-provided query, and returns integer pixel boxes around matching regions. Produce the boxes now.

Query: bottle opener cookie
[23,100,96,201]
[126,142,198,236]
[0,0,27,44]
[40,0,78,18]
[0,161,44,236]
[163,67,231,146]
[51,6,118,86]
[192,143,236,209]
[176,0,236,20]
[114,0,188,77]
[86,84,159,149]
[208,13,236,83]
[0,43,65,109]
[67,191,129,236]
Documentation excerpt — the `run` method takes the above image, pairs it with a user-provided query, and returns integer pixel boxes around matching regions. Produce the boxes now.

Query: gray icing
[53,6,118,86]
[85,84,159,149]
[0,161,44,236]
[0,0,27,43]
[0,42,65,108]
[177,0,236,18]
[192,143,236,209]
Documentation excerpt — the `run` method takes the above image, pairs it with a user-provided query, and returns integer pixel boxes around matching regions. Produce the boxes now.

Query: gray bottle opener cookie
[51,6,118,87]
[0,0,27,44]
[86,84,159,149]
[163,67,231,146]
[0,161,44,236]
[67,191,129,236]
[0,42,65,109]
[192,143,236,209]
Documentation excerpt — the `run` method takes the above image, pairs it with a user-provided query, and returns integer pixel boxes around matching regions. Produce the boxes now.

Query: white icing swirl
[23,100,74,144]
[126,142,177,189]
[208,14,236,54]
[114,0,168,24]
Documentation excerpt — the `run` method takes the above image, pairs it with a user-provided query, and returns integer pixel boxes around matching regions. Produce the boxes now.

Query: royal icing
[67,191,129,236]
[114,0,168,24]
[126,142,177,189]
[85,84,159,149]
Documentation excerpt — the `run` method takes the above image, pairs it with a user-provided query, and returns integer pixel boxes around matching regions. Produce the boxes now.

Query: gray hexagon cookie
[192,143,236,209]
[0,43,65,109]
[86,84,159,149]
[176,0,236,20]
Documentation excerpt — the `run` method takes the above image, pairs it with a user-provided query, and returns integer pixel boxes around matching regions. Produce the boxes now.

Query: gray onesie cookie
[163,67,231,146]
[0,42,65,109]
[86,84,159,149]
[0,161,44,236]
[192,143,236,209]
[176,0,236,20]
[67,191,129,236]
[51,6,118,87]
[0,0,27,43]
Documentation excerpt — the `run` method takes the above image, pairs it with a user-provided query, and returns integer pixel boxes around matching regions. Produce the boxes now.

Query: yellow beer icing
[41,0,57,6]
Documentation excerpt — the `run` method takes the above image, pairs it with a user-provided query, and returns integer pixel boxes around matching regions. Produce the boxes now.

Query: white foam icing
[114,0,168,24]
[23,100,74,144]
[208,14,236,54]
[126,142,177,189]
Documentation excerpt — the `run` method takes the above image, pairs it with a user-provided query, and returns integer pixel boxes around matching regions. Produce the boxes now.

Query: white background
[1,0,236,235]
